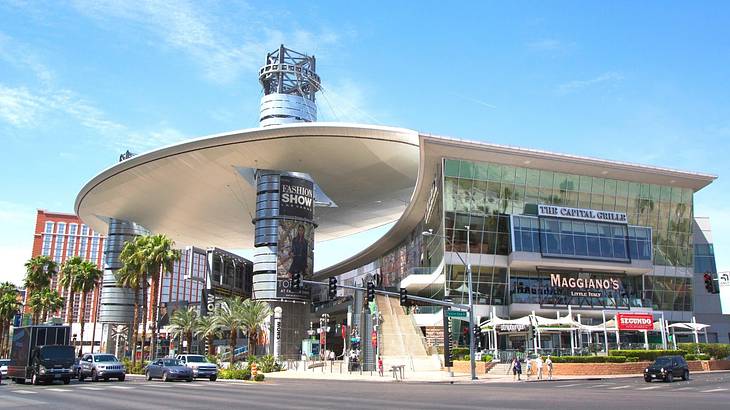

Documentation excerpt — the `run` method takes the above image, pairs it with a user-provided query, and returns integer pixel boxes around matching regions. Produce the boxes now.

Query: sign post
[273,307,282,359]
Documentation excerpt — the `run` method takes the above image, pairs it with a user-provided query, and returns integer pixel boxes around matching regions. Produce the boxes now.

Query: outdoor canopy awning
[667,322,710,331]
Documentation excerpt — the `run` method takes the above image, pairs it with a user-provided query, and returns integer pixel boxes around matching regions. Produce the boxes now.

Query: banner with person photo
[276,219,314,299]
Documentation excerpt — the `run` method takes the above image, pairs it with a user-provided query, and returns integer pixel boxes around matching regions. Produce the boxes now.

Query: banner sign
[616,313,654,331]
[276,219,314,300]
[718,272,730,315]
[279,176,314,220]
[538,204,627,224]
[496,324,528,332]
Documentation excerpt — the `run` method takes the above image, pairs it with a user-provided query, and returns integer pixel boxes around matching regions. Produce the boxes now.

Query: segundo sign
[616,313,654,331]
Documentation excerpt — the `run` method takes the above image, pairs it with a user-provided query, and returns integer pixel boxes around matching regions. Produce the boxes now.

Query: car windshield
[654,357,672,366]
[0,359,9,366]
[162,359,182,366]
[94,355,118,362]
[186,356,207,363]
[40,346,75,360]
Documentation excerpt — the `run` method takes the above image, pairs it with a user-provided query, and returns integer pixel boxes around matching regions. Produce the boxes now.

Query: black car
[644,355,689,382]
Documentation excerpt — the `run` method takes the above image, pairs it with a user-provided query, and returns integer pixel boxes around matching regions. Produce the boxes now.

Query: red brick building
[29,210,106,323]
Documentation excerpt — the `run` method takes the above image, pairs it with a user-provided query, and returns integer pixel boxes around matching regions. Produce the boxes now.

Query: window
[67,224,78,256]
[89,235,99,262]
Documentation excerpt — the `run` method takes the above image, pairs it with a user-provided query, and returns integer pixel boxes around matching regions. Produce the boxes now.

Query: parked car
[0,359,9,377]
[175,354,218,381]
[644,355,689,382]
[145,358,193,382]
[78,353,126,382]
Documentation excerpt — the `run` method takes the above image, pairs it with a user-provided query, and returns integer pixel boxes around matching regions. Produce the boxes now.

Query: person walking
[378,356,384,377]
[536,355,544,380]
[511,357,522,381]
[525,356,532,380]
[546,355,553,381]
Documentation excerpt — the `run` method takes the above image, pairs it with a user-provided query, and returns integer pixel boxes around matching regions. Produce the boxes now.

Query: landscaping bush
[685,353,710,361]
[481,355,493,362]
[253,373,265,382]
[219,368,251,380]
[608,350,685,361]
[678,343,730,359]
[626,357,639,362]
[247,355,281,373]
[121,358,146,374]
[550,356,626,363]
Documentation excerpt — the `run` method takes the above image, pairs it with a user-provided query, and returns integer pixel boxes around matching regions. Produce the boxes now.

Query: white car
[0,359,9,377]
[175,355,218,381]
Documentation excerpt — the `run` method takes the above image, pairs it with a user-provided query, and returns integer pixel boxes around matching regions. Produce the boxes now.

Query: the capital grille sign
[538,205,628,224]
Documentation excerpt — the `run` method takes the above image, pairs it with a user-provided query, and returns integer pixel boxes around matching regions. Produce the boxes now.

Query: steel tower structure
[258,45,321,127]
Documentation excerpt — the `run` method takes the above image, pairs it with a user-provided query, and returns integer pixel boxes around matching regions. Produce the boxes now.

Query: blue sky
[1,1,729,286]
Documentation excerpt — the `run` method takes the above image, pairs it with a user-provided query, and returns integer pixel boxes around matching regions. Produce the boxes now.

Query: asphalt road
[1,372,729,409]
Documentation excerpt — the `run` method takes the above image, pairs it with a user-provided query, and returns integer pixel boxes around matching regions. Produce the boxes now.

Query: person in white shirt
[536,355,544,380]
[525,357,532,379]
[546,355,553,380]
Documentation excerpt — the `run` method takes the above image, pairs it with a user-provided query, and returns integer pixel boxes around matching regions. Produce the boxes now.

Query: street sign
[446,310,467,318]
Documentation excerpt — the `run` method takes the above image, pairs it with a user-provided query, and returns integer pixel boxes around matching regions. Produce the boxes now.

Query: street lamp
[318,313,331,360]
[423,227,477,381]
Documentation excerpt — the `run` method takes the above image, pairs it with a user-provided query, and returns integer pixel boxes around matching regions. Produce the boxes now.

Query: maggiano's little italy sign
[538,205,628,224]
[550,273,621,298]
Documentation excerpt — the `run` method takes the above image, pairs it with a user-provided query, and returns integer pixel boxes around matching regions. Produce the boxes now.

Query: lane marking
[45,388,71,392]
[701,388,728,393]
[79,386,103,390]
[674,387,695,391]
[13,390,38,394]
[608,385,631,390]
[586,384,611,388]
[108,385,133,389]
[555,383,581,388]
[638,386,662,390]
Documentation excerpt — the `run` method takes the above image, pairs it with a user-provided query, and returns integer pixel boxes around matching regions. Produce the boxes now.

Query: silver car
[78,354,126,382]
[176,355,218,381]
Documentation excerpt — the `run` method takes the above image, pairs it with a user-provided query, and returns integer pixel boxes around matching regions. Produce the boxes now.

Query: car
[0,359,9,377]
[78,354,126,382]
[644,355,689,382]
[145,358,193,382]
[176,354,219,381]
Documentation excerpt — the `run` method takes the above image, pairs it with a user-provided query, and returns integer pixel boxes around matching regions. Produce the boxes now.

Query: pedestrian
[525,356,532,380]
[511,357,522,381]
[536,355,544,380]
[546,355,553,381]
[378,356,384,377]
[329,350,335,363]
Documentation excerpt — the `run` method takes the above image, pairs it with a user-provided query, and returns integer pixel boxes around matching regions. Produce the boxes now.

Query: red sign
[371,331,377,347]
[616,313,654,331]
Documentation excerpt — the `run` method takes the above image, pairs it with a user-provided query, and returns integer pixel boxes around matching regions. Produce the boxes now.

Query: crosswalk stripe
[638,386,662,390]
[79,386,103,390]
[674,387,695,391]
[555,383,581,388]
[608,385,631,390]
[587,384,611,388]
[13,390,38,394]
[108,385,133,389]
[701,388,728,393]
[45,388,71,392]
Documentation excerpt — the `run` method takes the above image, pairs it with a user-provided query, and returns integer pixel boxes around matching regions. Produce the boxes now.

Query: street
[1,372,729,409]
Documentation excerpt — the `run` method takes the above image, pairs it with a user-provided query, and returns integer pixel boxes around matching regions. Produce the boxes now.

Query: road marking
[608,385,631,390]
[108,385,133,389]
[638,385,662,390]
[45,388,71,392]
[13,390,38,394]
[701,388,728,393]
[79,386,103,390]
[555,383,581,388]
[674,387,695,391]
[587,384,611,388]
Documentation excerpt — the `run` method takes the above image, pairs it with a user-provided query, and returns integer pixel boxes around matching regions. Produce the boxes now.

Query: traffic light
[328,277,338,299]
[704,273,715,293]
[366,281,375,302]
[399,287,408,306]
[473,325,482,338]
[292,272,302,290]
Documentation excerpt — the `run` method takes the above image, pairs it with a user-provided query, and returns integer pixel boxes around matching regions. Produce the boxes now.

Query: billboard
[616,313,654,331]
[276,219,314,299]
[279,176,314,220]
[718,272,730,315]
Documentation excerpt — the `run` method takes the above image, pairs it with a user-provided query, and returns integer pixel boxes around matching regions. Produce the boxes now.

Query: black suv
[644,355,689,382]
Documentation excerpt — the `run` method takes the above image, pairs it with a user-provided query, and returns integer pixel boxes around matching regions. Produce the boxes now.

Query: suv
[644,355,689,382]
[176,355,218,381]
[78,354,126,382]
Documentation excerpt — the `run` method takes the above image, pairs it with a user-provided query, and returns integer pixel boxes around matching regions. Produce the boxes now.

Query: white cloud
[0,85,45,126]
[556,72,624,95]
[0,201,36,287]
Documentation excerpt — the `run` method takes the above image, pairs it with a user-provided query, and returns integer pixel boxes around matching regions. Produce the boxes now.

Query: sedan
[145,358,193,382]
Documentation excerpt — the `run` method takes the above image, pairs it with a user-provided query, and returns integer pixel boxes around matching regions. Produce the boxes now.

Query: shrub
[247,355,281,373]
[678,343,730,360]
[626,357,639,362]
[253,373,265,382]
[219,368,251,380]
[685,353,711,361]
[550,356,626,363]
[608,350,685,361]
[121,358,146,375]
[481,355,493,362]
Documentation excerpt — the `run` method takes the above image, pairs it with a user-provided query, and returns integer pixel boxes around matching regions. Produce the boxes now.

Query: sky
[1,1,729,287]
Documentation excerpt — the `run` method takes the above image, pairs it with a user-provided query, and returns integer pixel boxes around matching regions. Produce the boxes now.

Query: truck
[8,325,75,385]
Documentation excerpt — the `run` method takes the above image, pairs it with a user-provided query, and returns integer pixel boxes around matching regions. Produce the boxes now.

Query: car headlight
[39,366,46,374]
[660,368,665,373]
[644,368,648,372]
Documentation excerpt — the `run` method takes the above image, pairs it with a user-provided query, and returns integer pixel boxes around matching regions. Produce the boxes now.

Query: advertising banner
[616,313,654,331]
[538,204,628,224]
[276,219,314,299]
[718,272,730,315]
[279,176,314,220]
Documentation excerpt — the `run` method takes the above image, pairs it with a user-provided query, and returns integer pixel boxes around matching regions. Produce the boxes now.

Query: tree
[239,299,272,357]
[214,297,245,364]
[75,260,103,354]
[169,307,198,354]
[138,234,181,361]
[116,241,145,367]
[59,256,83,325]
[30,288,64,323]
[195,314,223,356]
[23,256,57,294]
[0,282,21,357]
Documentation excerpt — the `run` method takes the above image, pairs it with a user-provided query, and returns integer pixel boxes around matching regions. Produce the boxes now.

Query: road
[1,372,728,409]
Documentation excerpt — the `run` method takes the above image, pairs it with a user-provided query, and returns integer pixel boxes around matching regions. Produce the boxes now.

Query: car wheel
[78,372,85,382]
[682,370,689,381]
[63,378,70,385]
[209,376,217,382]
[145,371,152,381]
[104,377,109,382]
[92,370,99,382]
[162,372,169,382]
[186,377,193,382]
[666,372,674,383]
[119,375,125,382]
[644,377,652,383]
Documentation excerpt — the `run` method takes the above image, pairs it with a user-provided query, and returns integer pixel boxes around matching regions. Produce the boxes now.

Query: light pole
[423,227,477,381]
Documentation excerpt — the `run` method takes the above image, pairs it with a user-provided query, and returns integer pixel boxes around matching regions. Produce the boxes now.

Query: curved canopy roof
[75,123,420,247]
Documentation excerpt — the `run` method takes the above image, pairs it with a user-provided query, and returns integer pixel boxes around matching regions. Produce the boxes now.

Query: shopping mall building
[75,46,728,365]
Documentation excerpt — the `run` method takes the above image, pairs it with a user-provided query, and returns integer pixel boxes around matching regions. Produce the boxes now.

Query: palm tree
[239,299,272,357]
[116,241,145,367]
[214,297,245,364]
[23,256,57,294]
[30,288,64,323]
[75,260,103,354]
[169,307,198,354]
[0,282,21,357]
[59,256,83,325]
[195,314,222,356]
[138,234,181,361]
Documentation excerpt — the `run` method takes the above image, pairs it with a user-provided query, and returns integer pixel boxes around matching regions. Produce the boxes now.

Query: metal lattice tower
[259,45,321,127]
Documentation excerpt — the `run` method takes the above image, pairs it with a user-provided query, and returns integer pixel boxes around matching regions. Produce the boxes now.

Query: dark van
[8,325,75,385]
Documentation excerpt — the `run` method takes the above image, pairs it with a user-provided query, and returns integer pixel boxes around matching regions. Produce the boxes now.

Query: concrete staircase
[376,295,441,372]
[487,362,512,375]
